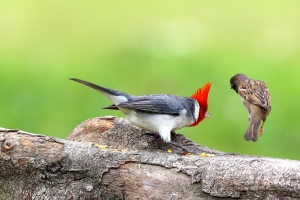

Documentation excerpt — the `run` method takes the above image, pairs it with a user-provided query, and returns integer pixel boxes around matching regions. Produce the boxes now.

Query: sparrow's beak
[205,111,210,118]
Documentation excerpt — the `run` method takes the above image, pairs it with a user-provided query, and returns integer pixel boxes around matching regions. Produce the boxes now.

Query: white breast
[121,108,193,142]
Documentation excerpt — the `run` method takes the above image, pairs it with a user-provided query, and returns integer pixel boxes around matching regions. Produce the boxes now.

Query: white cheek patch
[193,101,200,122]
[239,88,247,91]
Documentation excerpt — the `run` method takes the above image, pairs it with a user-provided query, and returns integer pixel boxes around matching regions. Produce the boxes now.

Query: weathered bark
[0,116,299,199]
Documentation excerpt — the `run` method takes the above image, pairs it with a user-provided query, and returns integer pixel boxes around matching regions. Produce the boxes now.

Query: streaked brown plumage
[230,74,271,141]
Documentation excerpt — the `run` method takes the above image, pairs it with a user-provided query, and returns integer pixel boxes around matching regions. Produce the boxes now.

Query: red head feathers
[190,82,212,126]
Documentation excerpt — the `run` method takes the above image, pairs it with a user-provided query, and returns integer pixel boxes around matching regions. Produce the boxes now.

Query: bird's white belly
[119,108,193,142]
[133,112,189,129]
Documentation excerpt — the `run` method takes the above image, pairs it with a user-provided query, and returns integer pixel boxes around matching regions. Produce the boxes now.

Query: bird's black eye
[203,107,206,111]
[230,83,234,89]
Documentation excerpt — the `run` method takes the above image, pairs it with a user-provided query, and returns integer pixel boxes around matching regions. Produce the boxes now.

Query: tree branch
[0,116,299,199]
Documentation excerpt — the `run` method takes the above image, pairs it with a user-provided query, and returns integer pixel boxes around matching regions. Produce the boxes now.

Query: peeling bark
[0,116,299,199]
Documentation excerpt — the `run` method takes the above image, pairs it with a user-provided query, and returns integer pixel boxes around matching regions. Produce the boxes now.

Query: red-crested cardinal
[230,74,271,141]
[69,78,212,151]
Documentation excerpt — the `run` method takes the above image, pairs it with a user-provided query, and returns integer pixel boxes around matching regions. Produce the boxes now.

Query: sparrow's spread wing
[116,95,194,115]
[238,79,271,111]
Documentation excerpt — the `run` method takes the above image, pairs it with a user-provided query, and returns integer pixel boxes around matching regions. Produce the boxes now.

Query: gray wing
[117,95,195,115]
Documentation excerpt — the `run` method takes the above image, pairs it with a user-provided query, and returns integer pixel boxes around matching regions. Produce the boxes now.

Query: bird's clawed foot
[169,141,196,154]
[145,131,196,154]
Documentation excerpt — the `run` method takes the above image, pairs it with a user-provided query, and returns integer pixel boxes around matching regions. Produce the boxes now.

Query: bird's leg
[169,131,196,154]
[144,131,161,141]
[258,121,265,137]
[146,131,195,154]
[168,141,196,154]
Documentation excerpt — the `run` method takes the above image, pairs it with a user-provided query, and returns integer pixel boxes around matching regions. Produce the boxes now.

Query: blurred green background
[0,1,299,160]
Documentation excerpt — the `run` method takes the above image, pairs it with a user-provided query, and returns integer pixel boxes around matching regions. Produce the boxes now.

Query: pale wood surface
[0,116,299,199]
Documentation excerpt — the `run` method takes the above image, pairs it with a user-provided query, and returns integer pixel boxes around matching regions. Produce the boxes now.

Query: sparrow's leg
[258,121,265,137]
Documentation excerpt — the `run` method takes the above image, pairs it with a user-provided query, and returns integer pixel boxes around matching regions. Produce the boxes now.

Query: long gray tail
[244,115,261,142]
[69,78,132,102]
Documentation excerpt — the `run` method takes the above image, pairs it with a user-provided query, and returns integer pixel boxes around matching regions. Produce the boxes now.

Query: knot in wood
[3,141,14,150]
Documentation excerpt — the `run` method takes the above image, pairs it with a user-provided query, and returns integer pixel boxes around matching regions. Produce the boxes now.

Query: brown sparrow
[230,74,271,141]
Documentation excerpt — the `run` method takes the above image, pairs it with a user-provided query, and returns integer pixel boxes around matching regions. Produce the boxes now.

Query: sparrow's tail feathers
[244,115,261,142]
[69,78,132,104]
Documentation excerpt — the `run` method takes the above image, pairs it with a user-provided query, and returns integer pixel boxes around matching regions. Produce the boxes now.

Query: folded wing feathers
[238,80,271,111]
[117,95,193,115]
